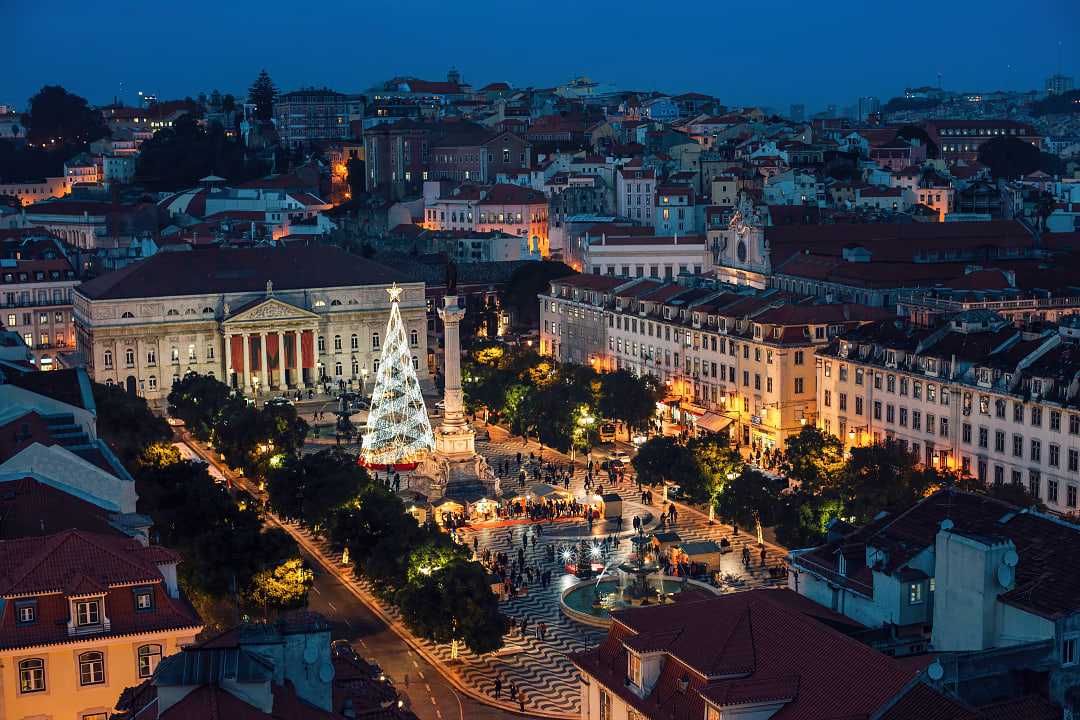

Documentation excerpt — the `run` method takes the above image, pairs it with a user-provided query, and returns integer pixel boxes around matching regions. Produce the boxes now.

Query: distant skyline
[10,0,1080,113]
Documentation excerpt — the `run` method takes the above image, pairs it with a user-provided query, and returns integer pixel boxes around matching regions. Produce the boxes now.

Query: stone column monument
[434,294,476,460]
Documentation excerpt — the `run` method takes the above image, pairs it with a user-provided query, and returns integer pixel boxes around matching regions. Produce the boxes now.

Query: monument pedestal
[434,424,476,460]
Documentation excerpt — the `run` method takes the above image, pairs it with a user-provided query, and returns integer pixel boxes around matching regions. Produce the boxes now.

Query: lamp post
[360,366,368,396]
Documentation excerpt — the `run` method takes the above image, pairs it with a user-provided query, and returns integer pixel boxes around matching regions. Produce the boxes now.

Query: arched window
[105,378,114,386]
[121,311,134,318]
[410,329,419,347]
[137,644,162,678]
[412,356,419,370]
[103,350,113,368]
[125,348,135,367]
[350,333,358,350]
[333,335,342,351]
[352,360,359,376]
[314,299,326,308]
[317,336,326,352]
[78,651,105,686]
[202,306,214,314]
[334,362,342,376]
[166,309,179,316]
[18,658,45,693]
[184,308,197,315]
[372,333,380,350]
[148,375,158,390]
[330,299,342,306]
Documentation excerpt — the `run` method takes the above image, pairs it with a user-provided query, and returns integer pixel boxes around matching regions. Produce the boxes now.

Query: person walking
[494,677,502,699]
[518,690,527,712]
[539,621,547,641]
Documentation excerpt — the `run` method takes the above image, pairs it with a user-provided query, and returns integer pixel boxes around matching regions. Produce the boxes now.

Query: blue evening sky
[10,0,1080,112]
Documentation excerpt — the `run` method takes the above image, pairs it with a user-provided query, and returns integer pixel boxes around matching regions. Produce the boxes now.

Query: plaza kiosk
[671,540,723,573]
[432,498,466,525]
[398,489,429,524]
[600,493,622,520]
[651,530,683,556]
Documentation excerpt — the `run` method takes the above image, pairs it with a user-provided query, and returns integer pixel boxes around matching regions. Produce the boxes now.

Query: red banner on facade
[266,333,279,370]
[230,335,244,374]
[301,330,314,369]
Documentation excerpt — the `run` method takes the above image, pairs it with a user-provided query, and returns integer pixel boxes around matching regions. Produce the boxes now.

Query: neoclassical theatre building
[74,245,429,402]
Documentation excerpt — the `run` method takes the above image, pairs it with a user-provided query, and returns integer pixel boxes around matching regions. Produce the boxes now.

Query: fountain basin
[560,576,720,628]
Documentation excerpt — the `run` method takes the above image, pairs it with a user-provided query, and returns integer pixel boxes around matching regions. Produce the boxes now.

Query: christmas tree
[361,284,435,467]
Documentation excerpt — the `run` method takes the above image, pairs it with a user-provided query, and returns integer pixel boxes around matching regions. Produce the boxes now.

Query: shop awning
[697,412,733,433]
[682,402,708,417]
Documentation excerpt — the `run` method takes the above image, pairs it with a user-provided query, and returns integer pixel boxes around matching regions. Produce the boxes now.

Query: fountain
[560,524,720,627]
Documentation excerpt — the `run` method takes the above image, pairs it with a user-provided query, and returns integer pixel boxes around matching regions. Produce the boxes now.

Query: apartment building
[815,311,1080,515]
[0,243,79,369]
[615,164,655,223]
[274,88,350,148]
[540,274,885,450]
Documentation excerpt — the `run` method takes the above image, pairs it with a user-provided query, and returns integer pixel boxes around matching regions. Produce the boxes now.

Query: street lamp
[360,366,368,395]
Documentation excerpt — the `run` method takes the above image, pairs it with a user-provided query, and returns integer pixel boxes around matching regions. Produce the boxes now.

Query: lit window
[18,658,45,693]
[137,644,162,678]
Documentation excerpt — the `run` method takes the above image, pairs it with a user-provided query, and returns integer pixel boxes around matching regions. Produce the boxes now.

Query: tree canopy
[135,113,268,190]
[92,382,171,465]
[599,369,663,440]
[266,448,370,529]
[22,85,108,146]
[977,136,1061,179]
[397,559,508,655]
[500,261,574,328]
[248,70,278,123]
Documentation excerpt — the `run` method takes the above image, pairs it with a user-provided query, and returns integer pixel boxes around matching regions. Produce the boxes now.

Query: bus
[599,422,617,443]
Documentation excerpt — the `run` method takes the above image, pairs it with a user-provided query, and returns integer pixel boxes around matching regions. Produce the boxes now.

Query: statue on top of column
[445,258,458,296]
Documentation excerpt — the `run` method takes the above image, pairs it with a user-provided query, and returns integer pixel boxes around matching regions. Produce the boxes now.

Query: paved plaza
[273,404,790,717]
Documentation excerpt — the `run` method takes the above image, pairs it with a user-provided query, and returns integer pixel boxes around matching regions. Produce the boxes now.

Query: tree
[780,426,844,494]
[135,113,267,190]
[773,490,844,549]
[92,382,171,465]
[714,469,781,532]
[221,94,237,113]
[631,436,690,487]
[397,559,508,655]
[1029,90,1080,116]
[500,261,574,329]
[22,85,108,146]
[248,70,278,123]
[977,136,1051,180]
[167,372,241,442]
[687,435,743,511]
[599,369,662,441]
[839,440,947,524]
[247,558,314,616]
[266,449,370,528]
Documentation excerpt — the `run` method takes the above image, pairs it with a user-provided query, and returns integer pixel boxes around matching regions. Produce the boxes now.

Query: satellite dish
[318,662,334,683]
[303,645,318,665]
[997,564,1014,589]
[927,660,944,681]
[1004,549,1019,567]
[940,519,954,531]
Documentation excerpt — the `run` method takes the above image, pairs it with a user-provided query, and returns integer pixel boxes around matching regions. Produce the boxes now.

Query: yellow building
[0,529,202,720]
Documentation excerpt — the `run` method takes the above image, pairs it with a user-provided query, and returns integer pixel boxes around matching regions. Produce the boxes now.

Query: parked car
[608,449,630,463]
[266,396,293,407]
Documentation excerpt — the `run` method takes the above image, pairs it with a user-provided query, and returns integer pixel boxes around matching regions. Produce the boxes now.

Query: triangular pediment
[223,297,319,324]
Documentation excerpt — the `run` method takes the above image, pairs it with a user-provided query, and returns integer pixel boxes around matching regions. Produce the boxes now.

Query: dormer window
[15,600,36,625]
[627,652,642,686]
[134,586,154,611]
[75,599,101,627]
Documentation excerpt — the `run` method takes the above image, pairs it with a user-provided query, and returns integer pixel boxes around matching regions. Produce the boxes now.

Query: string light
[360,284,436,465]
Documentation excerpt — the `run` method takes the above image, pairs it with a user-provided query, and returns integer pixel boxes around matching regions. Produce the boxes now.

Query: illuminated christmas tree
[361,284,435,467]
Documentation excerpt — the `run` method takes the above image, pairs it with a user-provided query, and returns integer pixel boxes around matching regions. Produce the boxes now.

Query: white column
[242,334,251,390]
[259,332,269,392]
[275,330,284,388]
[224,333,233,388]
[438,297,468,429]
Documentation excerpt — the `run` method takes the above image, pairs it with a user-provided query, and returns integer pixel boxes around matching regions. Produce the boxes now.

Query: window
[1051,411,1061,432]
[1064,637,1078,666]
[103,350,113,368]
[16,601,36,624]
[147,349,157,365]
[1071,415,1080,435]
[1070,449,1079,473]
[148,375,157,391]
[1071,485,1078,508]
[350,334,358,350]
[318,336,326,352]
[839,393,847,411]
[628,653,641,685]
[334,335,342,351]
[18,658,45,693]
[1014,402,1024,423]
[1031,439,1042,463]
[824,390,832,407]
[134,586,153,611]
[335,362,342,376]
[410,329,419,347]
[1013,434,1024,458]
[138,643,162,678]
[76,600,101,626]
[794,377,804,394]
[909,582,923,604]
[794,350,804,365]
[188,343,196,361]
[855,368,864,385]
[963,424,972,444]
[79,651,105,685]
[1049,479,1059,503]
[979,427,988,448]
[372,333,380,350]
[599,689,612,720]
[995,430,1005,453]
[873,401,881,420]
[125,348,135,367]
[855,397,863,416]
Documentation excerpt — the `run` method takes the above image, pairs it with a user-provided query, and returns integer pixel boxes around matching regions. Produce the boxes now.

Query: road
[302,549,519,720]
